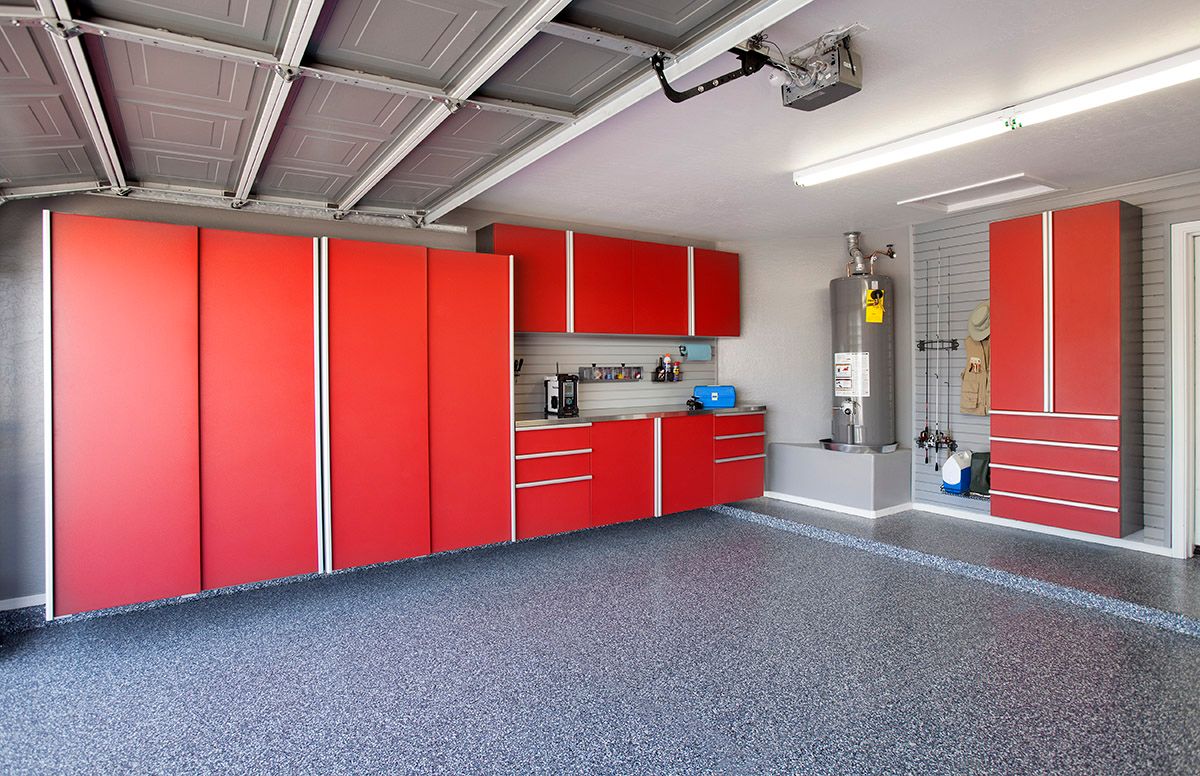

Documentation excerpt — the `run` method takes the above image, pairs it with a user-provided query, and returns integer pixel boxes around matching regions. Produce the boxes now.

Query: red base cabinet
[327,239,430,570]
[713,412,765,504]
[661,415,715,514]
[988,201,1141,537]
[514,426,592,539]
[51,214,201,616]
[199,229,318,589]
[590,419,655,525]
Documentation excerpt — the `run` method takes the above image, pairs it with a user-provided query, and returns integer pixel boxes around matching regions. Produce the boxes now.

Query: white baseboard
[912,501,1180,558]
[765,491,913,520]
[0,593,45,612]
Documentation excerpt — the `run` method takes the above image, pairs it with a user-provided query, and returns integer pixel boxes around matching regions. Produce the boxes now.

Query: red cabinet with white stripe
[590,419,655,525]
[199,229,318,589]
[514,425,592,539]
[988,200,1141,537]
[573,233,635,334]
[429,249,513,552]
[632,240,689,335]
[477,223,567,333]
[713,412,765,504]
[327,239,430,569]
[482,223,741,337]
[661,414,715,514]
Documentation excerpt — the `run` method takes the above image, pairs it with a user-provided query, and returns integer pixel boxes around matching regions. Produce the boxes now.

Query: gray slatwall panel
[514,334,718,416]
[911,228,991,514]
[911,169,1200,549]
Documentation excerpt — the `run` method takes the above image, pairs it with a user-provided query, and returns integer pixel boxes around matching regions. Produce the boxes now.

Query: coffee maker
[543,373,579,418]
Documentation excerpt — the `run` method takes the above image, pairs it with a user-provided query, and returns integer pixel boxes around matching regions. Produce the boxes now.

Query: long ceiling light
[793,45,1200,187]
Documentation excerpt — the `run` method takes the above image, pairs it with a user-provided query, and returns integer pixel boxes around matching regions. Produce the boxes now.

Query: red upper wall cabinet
[199,229,317,590]
[51,214,201,616]
[1052,202,1125,416]
[573,232,635,334]
[478,223,567,333]
[327,239,431,570]
[693,248,740,336]
[989,214,1045,413]
[632,240,688,335]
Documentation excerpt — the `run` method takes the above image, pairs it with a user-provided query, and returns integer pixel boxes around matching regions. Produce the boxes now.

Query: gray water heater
[823,232,898,453]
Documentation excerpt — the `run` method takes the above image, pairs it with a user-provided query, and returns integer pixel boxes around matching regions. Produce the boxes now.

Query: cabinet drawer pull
[715,453,766,464]
[514,474,592,489]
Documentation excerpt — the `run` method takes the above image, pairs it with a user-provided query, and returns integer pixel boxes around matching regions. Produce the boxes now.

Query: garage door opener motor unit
[652,24,864,111]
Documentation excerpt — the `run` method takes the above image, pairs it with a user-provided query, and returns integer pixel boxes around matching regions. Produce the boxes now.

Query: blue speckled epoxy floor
[4,507,1200,774]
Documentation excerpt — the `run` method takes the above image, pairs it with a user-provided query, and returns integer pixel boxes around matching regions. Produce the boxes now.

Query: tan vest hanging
[960,336,990,415]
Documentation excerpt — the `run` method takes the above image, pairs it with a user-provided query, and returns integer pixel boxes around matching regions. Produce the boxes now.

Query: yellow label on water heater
[864,288,885,323]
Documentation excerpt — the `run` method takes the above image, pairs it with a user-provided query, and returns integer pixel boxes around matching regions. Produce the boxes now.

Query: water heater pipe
[844,231,896,276]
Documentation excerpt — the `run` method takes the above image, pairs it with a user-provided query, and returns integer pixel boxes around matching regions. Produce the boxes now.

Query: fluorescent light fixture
[793,44,1200,187]
[1015,46,1200,126]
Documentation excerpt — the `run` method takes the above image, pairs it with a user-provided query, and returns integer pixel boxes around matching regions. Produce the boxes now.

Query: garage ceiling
[0,0,808,224]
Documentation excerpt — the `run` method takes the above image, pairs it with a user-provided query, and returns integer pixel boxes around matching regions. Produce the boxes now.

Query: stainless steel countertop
[515,404,767,428]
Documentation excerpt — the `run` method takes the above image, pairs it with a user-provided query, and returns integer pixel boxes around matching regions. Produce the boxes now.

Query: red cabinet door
[632,240,688,335]
[590,419,655,525]
[479,223,567,333]
[1052,202,1122,415]
[661,414,715,514]
[693,248,740,336]
[714,457,765,504]
[989,214,1045,412]
[516,480,591,539]
[573,232,634,334]
[429,249,512,552]
[328,239,430,570]
[199,230,317,590]
[51,214,200,616]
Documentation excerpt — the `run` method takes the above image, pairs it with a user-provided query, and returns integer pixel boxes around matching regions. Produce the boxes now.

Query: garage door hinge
[42,20,83,40]
[272,65,301,83]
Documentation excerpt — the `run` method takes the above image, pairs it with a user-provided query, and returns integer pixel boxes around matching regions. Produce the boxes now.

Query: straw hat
[968,302,990,341]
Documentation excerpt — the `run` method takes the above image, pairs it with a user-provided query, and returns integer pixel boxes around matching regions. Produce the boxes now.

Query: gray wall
[909,169,1200,550]
[714,230,913,453]
[0,194,713,606]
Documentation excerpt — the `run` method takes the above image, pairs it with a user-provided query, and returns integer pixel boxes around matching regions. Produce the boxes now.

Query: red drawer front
[990,440,1119,478]
[990,467,1120,509]
[714,434,765,459]
[516,452,591,484]
[515,425,591,455]
[714,413,764,436]
[714,457,765,504]
[516,479,591,539]
[991,414,1119,446]
[991,494,1121,537]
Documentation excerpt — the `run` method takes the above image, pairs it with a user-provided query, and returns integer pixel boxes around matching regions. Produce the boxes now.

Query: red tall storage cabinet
[327,239,431,569]
[428,249,513,552]
[50,214,202,616]
[199,229,318,589]
[989,201,1141,537]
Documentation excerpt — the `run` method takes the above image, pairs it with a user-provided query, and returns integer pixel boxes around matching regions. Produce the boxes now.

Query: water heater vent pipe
[844,231,896,275]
